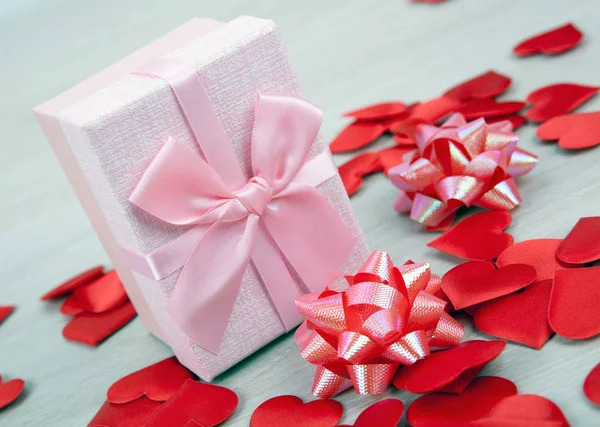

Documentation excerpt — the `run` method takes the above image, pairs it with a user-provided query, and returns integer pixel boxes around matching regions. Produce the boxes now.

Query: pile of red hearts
[40,266,136,346]
[88,356,238,427]
[428,212,600,350]
[0,306,25,411]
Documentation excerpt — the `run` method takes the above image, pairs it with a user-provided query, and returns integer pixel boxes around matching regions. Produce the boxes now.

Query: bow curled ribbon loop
[294,250,464,398]
[389,113,538,227]
[124,59,356,353]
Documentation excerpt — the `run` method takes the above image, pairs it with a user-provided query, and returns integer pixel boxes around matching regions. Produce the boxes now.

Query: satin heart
[474,280,554,349]
[428,211,514,261]
[338,152,382,196]
[330,121,387,153]
[473,394,570,427]
[344,102,407,120]
[549,267,600,339]
[379,146,415,175]
[406,376,518,427]
[393,340,506,393]
[557,217,600,264]
[107,357,194,404]
[442,261,536,310]
[537,111,600,150]
[526,83,599,122]
[409,97,463,122]
[250,396,343,427]
[458,99,525,120]
[62,300,136,346]
[0,306,15,325]
[584,363,600,405]
[145,379,238,427]
[40,265,104,300]
[0,377,25,409]
[338,399,404,427]
[497,239,576,281]
[444,70,511,102]
[69,270,128,313]
[513,22,583,56]
[60,295,85,316]
[88,396,162,427]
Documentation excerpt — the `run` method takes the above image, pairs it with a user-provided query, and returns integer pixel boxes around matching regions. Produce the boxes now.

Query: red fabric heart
[514,22,583,56]
[497,239,576,281]
[410,97,463,122]
[69,270,128,314]
[40,266,104,300]
[526,83,599,122]
[557,217,600,264]
[330,121,387,153]
[442,261,536,310]
[344,102,407,121]
[107,356,194,404]
[0,377,25,409]
[537,111,600,150]
[458,99,525,120]
[393,340,506,393]
[337,399,404,427]
[406,376,517,427]
[488,115,526,130]
[549,267,600,339]
[63,300,136,346]
[474,280,554,349]
[338,152,382,196]
[584,363,600,405]
[473,394,570,426]
[444,70,512,102]
[428,211,514,261]
[145,379,238,427]
[379,146,415,175]
[60,295,85,316]
[0,306,15,325]
[250,395,343,427]
[88,396,162,427]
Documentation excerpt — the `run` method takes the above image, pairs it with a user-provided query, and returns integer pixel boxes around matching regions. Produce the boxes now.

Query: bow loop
[234,176,273,216]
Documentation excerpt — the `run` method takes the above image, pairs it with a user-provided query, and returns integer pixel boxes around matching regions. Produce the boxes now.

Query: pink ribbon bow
[123,59,356,353]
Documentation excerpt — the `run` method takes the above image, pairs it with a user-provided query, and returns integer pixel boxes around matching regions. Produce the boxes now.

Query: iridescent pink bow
[124,59,356,353]
[295,250,464,398]
[389,113,538,227]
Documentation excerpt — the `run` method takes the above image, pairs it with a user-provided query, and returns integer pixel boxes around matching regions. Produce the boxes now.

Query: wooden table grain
[1,0,599,425]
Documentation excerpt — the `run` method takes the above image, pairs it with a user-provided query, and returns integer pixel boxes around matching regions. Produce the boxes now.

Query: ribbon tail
[167,214,259,354]
[264,185,356,293]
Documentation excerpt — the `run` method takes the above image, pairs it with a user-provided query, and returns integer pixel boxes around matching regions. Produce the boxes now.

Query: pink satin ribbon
[295,250,464,398]
[123,59,356,353]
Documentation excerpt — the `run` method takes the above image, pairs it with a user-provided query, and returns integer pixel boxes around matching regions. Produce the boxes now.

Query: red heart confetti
[473,280,554,349]
[40,265,104,300]
[393,340,506,393]
[428,211,514,261]
[107,356,195,404]
[145,379,238,427]
[337,399,404,427]
[458,99,525,121]
[409,96,463,122]
[88,396,162,427]
[488,115,527,130]
[0,377,25,410]
[474,394,570,426]
[497,239,575,281]
[583,363,600,406]
[537,111,600,150]
[0,306,15,325]
[338,152,382,196]
[63,300,136,346]
[60,295,85,316]
[406,376,518,427]
[444,70,512,102]
[379,146,415,175]
[557,217,600,264]
[442,261,536,310]
[526,83,599,122]
[513,22,583,56]
[330,121,387,153]
[549,267,600,339]
[250,395,343,427]
[344,102,408,121]
[70,270,128,314]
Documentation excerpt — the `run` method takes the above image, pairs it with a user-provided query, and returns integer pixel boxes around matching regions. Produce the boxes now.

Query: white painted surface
[0,0,599,425]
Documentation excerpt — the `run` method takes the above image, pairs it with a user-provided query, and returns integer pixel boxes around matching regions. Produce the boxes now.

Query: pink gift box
[34,16,369,381]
